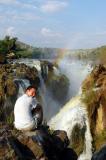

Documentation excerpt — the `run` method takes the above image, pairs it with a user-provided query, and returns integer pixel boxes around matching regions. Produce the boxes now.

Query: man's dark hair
[25,85,36,92]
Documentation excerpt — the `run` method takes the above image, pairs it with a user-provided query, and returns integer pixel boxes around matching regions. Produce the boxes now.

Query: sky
[0,0,106,49]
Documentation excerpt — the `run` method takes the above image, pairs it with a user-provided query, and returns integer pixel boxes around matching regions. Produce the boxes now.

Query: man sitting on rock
[14,85,43,131]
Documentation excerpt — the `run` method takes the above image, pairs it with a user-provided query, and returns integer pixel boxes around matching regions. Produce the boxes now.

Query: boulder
[0,123,77,160]
[92,145,106,160]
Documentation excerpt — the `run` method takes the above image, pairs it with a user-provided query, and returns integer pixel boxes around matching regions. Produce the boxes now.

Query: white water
[48,95,92,160]
[39,58,92,121]
[14,79,30,97]
[38,66,62,121]
[14,59,62,120]
[48,58,93,160]
[16,58,93,159]
[58,58,92,97]
[15,58,41,71]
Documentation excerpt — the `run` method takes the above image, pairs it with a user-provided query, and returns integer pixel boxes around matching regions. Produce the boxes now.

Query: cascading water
[58,58,92,97]
[16,59,65,121]
[14,79,30,97]
[48,95,92,160]
[15,58,41,71]
[48,58,93,160]
[16,58,93,159]
[38,61,62,121]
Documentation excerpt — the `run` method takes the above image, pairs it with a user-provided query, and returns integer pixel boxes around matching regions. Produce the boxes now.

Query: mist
[58,57,92,98]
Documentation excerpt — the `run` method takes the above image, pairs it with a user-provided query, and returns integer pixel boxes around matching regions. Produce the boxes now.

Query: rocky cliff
[0,122,78,160]
[82,64,106,150]
[0,61,72,160]
[0,63,40,124]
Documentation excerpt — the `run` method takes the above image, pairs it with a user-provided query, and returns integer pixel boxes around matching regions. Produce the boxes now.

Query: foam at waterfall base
[48,95,92,160]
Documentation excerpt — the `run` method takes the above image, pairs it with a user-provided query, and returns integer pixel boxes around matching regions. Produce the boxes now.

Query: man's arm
[32,104,42,114]
[31,97,39,109]
[32,104,43,126]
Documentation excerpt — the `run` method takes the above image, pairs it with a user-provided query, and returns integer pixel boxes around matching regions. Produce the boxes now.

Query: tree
[0,36,18,63]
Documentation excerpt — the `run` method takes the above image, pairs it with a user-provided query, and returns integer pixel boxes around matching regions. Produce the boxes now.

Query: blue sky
[0,0,106,49]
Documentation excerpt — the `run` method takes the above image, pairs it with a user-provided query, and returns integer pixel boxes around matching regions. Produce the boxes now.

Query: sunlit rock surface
[82,64,106,150]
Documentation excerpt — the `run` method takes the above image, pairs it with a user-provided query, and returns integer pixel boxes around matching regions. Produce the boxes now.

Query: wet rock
[92,145,106,160]
[60,148,78,160]
[46,73,70,105]
[0,123,77,160]
[52,130,69,151]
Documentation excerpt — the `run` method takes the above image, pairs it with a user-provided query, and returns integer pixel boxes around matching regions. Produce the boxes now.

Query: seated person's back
[14,85,43,131]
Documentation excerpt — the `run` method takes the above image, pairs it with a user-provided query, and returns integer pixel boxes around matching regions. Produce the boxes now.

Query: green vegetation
[0,36,58,60]
[0,36,18,63]
[15,50,32,58]
[0,36,32,62]
[1,36,106,63]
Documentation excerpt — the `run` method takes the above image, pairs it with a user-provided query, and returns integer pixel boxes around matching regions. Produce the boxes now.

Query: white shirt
[14,94,38,129]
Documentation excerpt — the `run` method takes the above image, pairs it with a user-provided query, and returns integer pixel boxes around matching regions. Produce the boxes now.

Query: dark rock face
[15,63,40,87]
[0,123,78,160]
[40,60,70,106]
[0,63,40,124]
[0,61,69,124]
[60,148,78,160]
[92,145,106,160]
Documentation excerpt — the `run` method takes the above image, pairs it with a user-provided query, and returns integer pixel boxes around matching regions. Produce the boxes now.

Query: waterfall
[48,95,92,160]
[58,58,92,98]
[78,117,92,160]
[14,79,30,98]
[15,59,58,120]
[15,59,41,71]
[14,58,93,159]
[38,63,61,121]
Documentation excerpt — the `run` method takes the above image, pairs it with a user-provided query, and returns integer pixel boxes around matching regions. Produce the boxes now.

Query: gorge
[0,57,106,160]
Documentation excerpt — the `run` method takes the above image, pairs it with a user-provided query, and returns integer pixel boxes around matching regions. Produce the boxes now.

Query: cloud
[22,3,37,10]
[0,0,37,10]
[0,1,38,22]
[0,9,41,22]
[12,13,41,21]
[41,1,68,13]
[41,27,62,37]
[5,27,15,37]
[0,0,15,4]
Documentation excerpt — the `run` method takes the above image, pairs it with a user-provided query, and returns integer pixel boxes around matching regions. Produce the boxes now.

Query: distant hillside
[16,41,33,50]
[17,41,106,64]
[16,41,61,59]
[64,45,106,64]
[1,36,106,64]
[14,40,34,58]
[84,45,106,64]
